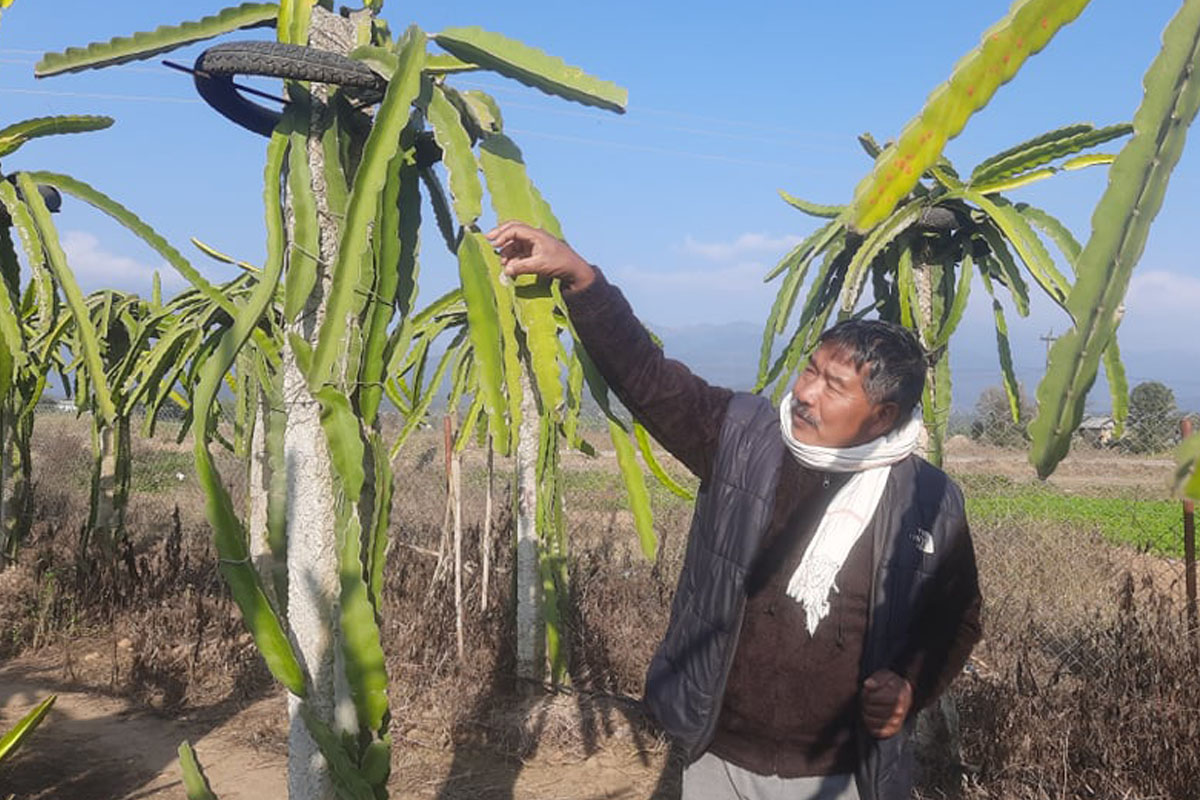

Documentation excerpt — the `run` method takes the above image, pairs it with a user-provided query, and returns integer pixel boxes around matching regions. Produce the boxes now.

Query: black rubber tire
[1,177,60,213]
[197,41,386,90]
[917,206,959,233]
[193,41,385,137]
[0,182,58,228]
[38,184,60,213]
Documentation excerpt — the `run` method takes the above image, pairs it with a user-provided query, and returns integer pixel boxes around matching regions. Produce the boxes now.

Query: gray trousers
[681,752,860,800]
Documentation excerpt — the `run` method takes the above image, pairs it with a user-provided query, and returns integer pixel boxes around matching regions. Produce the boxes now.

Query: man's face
[788,343,899,448]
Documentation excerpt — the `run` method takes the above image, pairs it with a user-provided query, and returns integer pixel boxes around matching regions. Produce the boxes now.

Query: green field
[961,477,1186,559]
[552,462,1188,560]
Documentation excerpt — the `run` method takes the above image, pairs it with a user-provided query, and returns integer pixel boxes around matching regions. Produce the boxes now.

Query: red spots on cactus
[1041,17,1049,30]
[967,86,975,97]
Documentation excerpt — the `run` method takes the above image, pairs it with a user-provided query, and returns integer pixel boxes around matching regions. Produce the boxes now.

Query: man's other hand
[861,669,913,739]
[485,222,595,292]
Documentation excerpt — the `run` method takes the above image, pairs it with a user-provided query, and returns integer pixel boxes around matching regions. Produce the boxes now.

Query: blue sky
[1,1,1197,411]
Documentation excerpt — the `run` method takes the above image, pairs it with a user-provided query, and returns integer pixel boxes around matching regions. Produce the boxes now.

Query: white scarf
[778,394,923,635]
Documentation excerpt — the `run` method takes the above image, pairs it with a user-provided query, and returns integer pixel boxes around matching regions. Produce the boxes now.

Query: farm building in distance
[1077,414,1116,446]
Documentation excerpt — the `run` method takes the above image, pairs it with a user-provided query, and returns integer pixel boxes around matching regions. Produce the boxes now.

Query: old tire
[192,41,385,136]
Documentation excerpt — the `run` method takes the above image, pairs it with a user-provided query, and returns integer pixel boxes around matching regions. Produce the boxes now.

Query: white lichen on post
[282,8,361,798]
[247,389,271,586]
[514,368,541,681]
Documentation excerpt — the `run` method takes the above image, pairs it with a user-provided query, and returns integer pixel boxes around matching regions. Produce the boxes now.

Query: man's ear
[872,401,900,435]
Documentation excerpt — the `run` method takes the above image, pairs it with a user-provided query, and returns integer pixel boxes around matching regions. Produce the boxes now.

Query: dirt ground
[0,649,285,799]
[941,434,1177,493]
[0,644,671,800]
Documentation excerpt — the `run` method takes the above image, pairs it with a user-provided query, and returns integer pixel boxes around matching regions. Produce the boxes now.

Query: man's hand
[485,221,595,292]
[861,669,913,739]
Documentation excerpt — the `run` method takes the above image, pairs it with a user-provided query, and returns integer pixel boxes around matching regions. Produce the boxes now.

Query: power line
[0,71,852,172]
[503,126,826,172]
[1,75,855,155]
[0,50,855,143]
[451,77,852,142]
[1,55,858,157]
[0,86,202,104]
[0,55,170,76]
[463,94,853,154]
[0,85,834,171]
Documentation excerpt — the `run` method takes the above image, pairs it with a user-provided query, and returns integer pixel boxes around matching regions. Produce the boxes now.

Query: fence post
[1182,417,1196,631]
[443,414,464,663]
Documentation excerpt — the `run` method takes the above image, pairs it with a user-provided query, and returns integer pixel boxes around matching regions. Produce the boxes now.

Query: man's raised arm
[487,222,733,481]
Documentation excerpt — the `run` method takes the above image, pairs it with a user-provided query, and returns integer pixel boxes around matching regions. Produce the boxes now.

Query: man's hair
[816,319,926,416]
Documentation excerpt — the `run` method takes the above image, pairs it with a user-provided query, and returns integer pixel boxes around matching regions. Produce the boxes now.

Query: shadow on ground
[0,649,276,800]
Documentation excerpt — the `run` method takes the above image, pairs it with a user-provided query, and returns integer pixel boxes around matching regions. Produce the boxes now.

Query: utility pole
[1040,329,1058,367]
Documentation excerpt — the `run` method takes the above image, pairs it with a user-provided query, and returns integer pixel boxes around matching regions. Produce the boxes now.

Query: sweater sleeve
[563,269,734,482]
[891,514,983,711]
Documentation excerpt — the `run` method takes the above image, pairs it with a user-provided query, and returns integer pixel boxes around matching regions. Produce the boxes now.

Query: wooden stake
[451,415,464,662]
[481,442,493,613]
[1182,416,1196,630]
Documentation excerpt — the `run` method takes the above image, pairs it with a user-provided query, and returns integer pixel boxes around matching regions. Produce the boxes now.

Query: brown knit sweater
[564,269,978,778]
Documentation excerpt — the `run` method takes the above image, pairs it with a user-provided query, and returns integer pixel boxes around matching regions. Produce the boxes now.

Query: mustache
[790,397,817,427]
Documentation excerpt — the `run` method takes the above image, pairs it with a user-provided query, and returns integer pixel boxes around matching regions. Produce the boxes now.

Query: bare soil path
[0,655,286,799]
[1,649,670,799]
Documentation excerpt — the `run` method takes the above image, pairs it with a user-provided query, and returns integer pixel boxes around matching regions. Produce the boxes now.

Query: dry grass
[1,417,1197,799]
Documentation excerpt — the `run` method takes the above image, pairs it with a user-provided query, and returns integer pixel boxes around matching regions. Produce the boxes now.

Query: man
[486,222,982,800]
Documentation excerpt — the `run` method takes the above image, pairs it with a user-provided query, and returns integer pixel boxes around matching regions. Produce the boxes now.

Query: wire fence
[17,403,1198,675]
[7,403,1199,797]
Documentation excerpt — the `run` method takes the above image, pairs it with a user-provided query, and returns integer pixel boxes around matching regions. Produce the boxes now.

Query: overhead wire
[0,86,202,104]
[0,53,859,160]
[503,126,821,172]
[450,77,853,145]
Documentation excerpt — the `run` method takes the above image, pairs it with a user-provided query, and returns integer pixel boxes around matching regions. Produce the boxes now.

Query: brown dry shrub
[1,431,272,712]
[908,505,1200,800]
[947,574,1200,800]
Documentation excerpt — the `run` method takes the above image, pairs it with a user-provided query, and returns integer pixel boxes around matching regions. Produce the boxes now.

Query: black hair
[816,319,926,417]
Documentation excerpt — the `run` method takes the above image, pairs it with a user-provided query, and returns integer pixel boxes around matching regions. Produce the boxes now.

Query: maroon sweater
[565,270,975,777]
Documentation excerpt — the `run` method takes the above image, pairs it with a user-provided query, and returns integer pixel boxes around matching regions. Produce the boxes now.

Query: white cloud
[616,259,768,288]
[609,259,777,326]
[60,230,183,294]
[1124,269,1200,312]
[680,232,803,261]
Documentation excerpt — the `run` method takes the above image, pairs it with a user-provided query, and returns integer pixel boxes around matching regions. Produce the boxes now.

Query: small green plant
[0,694,55,770]
[178,740,219,800]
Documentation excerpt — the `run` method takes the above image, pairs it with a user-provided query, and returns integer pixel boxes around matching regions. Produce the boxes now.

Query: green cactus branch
[844,0,1090,232]
[1029,0,1200,477]
[35,2,279,76]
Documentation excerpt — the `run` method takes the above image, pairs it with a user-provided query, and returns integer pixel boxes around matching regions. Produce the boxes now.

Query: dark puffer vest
[644,393,975,800]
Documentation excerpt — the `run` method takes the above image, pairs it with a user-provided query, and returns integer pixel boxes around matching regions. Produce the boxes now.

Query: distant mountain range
[648,319,1200,415]
[125,318,1194,422]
